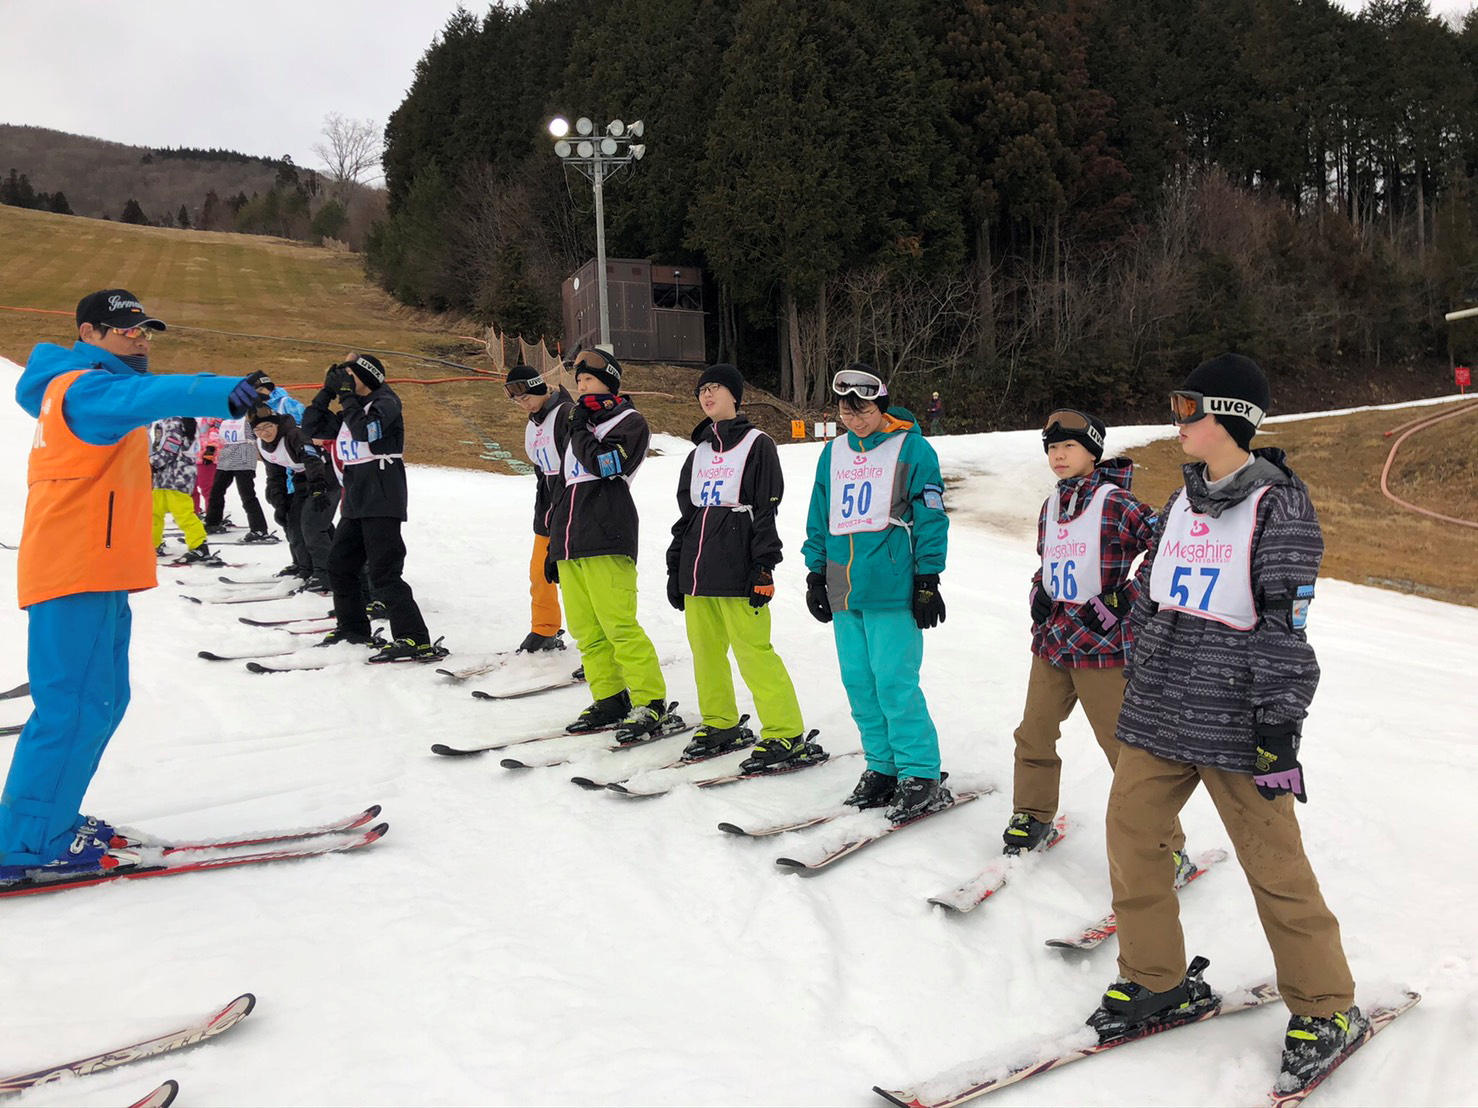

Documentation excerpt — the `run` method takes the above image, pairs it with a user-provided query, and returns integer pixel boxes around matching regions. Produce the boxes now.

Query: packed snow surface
[0,355,1470,1107]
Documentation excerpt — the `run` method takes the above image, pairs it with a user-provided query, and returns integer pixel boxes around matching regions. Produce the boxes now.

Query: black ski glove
[666,574,685,612]
[1080,582,1131,636]
[748,566,775,608]
[805,571,832,624]
[544,554,559,585]
[1030,584,1052,625]
[335,372,358,407]
[912,574,946,629]
[1253,722,1306,803]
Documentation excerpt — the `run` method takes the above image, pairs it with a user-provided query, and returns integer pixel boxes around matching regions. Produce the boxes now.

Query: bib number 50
[840,481,874,519]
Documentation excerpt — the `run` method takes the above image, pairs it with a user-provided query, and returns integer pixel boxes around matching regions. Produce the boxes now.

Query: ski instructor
[1,289,272,886]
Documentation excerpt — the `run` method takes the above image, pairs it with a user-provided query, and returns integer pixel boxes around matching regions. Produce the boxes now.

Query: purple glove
[1252,723,1306,803]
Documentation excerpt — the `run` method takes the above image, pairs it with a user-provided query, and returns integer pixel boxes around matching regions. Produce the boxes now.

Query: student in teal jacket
[801,364,950,824]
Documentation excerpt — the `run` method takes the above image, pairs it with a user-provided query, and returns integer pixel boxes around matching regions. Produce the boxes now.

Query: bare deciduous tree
[313,113,382,201]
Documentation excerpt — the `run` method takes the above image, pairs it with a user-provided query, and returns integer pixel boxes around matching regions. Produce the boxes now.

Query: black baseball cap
[76,289,167,332]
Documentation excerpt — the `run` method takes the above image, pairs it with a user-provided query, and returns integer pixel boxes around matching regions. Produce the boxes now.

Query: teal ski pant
[0,591,131,864]
[832,607,940,779]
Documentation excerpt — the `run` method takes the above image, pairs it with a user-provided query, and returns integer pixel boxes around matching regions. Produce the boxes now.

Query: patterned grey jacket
[1116,448,1321,772]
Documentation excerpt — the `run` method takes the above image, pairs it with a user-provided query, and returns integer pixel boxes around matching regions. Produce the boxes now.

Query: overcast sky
[1,0,1473,182]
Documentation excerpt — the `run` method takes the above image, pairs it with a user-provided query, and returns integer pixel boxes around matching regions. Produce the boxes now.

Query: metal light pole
[548,116,646,353]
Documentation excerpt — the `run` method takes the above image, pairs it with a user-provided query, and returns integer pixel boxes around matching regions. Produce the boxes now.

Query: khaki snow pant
[1012,655,1184,851]
[1107,743,1355,1017]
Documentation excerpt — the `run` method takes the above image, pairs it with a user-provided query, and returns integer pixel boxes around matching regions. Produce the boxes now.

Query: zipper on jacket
[691,507,710,594]
[105,492,115,548]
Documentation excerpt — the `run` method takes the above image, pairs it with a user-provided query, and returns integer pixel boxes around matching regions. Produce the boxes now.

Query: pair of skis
[0,806,386,899]
[872,983,1420,1107]
[1,994,253,1099]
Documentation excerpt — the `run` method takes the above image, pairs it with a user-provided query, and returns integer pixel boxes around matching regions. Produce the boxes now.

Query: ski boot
[369,636,450,664]
[886,776,954,824]
[181,543,223,567]
[365,599,389,620]
[738,731,828,775]
[1276,1007,1367,1092]
[304,574,332,595]
[613,699,677,747]
[315,628,386,649]
[242,530,279,544]
[276,564,308,579]
[1086,955,1216,1042]
[205,520,232,535]
[517,630,566,653]
[843,769,898,810]
[1172,847,1197,889]
[0,828,139,886]
[572,664,586,682]
[680,717,754,762]
[567,689,630,734]
[1002,812,1054,855]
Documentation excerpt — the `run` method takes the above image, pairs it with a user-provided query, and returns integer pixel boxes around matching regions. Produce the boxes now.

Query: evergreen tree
[49,191,73,215]
[120,198,149,224]
[177,204,191,229]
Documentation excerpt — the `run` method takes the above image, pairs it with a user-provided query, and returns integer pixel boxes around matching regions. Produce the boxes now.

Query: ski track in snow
[0,354,1470,1107]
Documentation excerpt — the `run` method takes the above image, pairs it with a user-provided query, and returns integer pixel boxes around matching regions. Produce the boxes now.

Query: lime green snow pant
[558,555,665,705]
[683,595,803,739]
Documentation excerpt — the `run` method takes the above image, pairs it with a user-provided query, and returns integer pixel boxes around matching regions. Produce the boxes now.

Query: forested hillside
[368,0,1478,425]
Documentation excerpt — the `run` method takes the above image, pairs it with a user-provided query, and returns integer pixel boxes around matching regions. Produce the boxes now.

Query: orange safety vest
[17,370,158,608]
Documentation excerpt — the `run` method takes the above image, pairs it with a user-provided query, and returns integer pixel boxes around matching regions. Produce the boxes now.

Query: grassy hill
[0,205,755,473]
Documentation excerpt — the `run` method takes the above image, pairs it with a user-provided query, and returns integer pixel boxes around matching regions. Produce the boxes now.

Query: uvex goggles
[1042,409,1104,450]
[504,375,546,399]
[832,368,887,400]
[1169,391,1266,428]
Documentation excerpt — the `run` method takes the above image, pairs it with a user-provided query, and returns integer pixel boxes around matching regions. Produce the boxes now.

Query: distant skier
[300,352,444,662]
[801,364,950,823]
[248,405,334,593]
[504,364,572,653]
[192,416,219,516]
[204,411,274,543]
[150,415,217,565]
[926,391,944,436]
[1,288,270,885]
[666,363,820,769]
[545,349,672,742]
[1086,354,1360,1091]
[1002,408,1193,869]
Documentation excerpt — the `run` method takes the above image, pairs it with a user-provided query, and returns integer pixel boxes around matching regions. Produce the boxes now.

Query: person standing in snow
[1,288,270,886]
[546,349,672,743]
[300,352,444,662]
[193,417,219,517]
[666,363,822,770]
[248,405,334,593]
[505,364,573,654]
[1002,408,1195,868]
[204,412,274,543]
[1086,354,1359,1091]
[150,415,218,565]
[926,391,944,436]
[801,365,951,824]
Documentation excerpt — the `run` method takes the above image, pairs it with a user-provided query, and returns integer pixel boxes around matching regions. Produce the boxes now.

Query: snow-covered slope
[0,355,1469,1107]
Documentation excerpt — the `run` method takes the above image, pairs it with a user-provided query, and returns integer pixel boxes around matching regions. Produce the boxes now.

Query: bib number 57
[1170,565,1220,609]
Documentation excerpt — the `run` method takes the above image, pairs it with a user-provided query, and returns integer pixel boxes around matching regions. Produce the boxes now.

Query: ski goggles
[832,368,887,401]
[503,375,546,399]
[1042,409,1104,451]
[1169,390,1266,428]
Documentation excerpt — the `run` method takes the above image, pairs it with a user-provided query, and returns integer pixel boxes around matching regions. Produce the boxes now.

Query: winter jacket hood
[801,405,949,611]
[1180,448,1300,516]
[667,415,785,598]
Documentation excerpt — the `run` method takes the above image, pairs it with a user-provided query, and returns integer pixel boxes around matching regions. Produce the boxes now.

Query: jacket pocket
[105,492,115,548]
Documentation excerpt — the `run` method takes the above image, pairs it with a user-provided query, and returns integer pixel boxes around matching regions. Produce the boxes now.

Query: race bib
[689,428,761,508]
[525,404,562,475]
[563,408,638,487]
[827,434,905,535]
[1040,484,1111,604]
[1148,487,1269,629]
[219,418,247,445]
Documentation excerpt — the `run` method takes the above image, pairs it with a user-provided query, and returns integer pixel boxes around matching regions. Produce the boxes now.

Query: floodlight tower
[548,116,647,352]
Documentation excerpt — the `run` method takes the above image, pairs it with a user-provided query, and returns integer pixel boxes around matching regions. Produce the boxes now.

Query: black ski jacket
[546,394,650,562]
[257,413,328,509]
[527,388,574,537]
[301,383,409,521]
[666,415,784,597]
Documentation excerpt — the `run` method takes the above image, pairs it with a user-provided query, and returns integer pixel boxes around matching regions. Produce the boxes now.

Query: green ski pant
[558,555,665,705]
[683,595,803,739]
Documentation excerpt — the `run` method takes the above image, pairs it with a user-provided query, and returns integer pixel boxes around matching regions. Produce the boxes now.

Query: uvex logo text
[1205,396,1264,422]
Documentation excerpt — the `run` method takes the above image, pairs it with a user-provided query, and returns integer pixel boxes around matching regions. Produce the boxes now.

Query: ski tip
[871,1087,924,1108]
[430,744,485,758]
[605,782,632,795]
[570,777,605,791]
[774,857,813,872]
[364,822,390,842]
[499,759,530,770]
[129,1078,181,1108]
[359,804,384,823]
[183,595,204,604]
[926,898,964,913]
[716,822,748,836]
[470,690,495,700]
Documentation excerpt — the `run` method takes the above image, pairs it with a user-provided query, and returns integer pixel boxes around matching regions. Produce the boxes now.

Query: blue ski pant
[831,607,940,779]
[0,591,132,864]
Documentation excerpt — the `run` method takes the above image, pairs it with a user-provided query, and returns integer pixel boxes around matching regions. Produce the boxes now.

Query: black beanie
[1042,409,1106,462]
[695,363,744,405]
[346,352,386,390]
[1182,353,1270,450]
[506,364,548,396]
[572,349,623,393]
